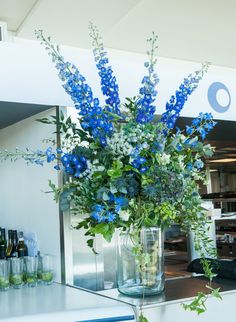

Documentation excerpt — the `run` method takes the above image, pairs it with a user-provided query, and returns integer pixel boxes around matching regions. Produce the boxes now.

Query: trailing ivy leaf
[182,291,207,315]
[139,313,148,322]
[87,239,94,248]
[206,285,222,300]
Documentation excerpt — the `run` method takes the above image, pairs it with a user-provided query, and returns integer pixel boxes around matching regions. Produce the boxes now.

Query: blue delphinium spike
[184,112,217,141]
[136,32,159,124]
[35,30,113,145]
[161,62,210,130]
[89,23,121,116]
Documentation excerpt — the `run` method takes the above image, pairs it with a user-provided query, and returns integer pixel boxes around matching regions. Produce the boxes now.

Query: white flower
[107,130,133,158]
[119,211,130,222]
[159,153,171,165]
[178,155,185,168]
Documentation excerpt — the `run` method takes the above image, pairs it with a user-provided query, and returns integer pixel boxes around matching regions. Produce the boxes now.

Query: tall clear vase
[117,227,164,297]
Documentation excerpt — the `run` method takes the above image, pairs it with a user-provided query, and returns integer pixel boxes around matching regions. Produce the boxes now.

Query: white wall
[0,37,236,121]
[0,108,61,282]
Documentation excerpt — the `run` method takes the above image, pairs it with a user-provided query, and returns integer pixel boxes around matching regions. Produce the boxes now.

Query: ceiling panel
[0,0,37,31]
[13,0,236,69]
[16,0,141,46]
[104,0,236,68]
[1,0,236,67]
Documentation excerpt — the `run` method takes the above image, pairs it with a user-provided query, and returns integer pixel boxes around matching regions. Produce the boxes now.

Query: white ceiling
[1,0,236,68]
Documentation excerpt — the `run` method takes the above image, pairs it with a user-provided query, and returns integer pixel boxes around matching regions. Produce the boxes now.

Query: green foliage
[183,292,208,314]
[90,223,115,243]
[107,160,123,179]
[139,313,149,322]
[183,286,222,314]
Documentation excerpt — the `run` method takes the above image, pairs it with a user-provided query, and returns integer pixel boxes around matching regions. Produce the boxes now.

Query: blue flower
[188,113,216,141]
[151,142,164,153]
[45,147,56,163]
[114,197,129,212]
[107,211,116,223]
[186,163,193,171]
[176,143,183,151]
[161,63,210,130]
[140,166,148,173]
[194,159,204,169]
[60,153,88,177]
[93,204,104,212]
[186,125,194,135]
[136,34,159,124]
[90,23,121,116]
[91,204,116,223]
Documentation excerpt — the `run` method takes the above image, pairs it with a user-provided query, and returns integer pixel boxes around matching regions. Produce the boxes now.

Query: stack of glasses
[0,254,54,291]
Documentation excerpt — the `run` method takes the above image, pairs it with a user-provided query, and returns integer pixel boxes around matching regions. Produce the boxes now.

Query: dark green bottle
[11,230,18,257]
[17,232,28,257]
[0,229,6,259]
[6,230,13,258]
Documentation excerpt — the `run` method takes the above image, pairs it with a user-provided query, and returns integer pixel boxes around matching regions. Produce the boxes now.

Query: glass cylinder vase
[117,227,164,297]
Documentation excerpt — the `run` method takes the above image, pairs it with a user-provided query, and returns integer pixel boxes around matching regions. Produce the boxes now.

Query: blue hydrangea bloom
[91,204,116,223]
[114,197,129,212]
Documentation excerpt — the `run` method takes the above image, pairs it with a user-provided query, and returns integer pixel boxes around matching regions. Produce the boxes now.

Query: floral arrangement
[0,24,220,318]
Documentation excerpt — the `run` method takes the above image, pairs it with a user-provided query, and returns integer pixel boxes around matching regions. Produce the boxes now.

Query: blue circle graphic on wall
[207,82,231,113]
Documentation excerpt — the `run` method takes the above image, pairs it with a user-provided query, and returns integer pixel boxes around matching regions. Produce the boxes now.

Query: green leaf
[118,186,128,194]
[59,187,76,211]
[107,168,122,179]
[90,223,109,235]
[90,223,114,243]
[102,192,110,201]
[123,165,134,171]
[110,184,118,194]
[36,118,52,124]
[139,313,149,322]
[87,239,94,248]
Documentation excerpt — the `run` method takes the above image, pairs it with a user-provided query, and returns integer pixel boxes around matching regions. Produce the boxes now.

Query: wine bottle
[11,230,18,257]
[6,230,13,258]
[17,231,28,257]
[0,229,6,259]
[1,229,6,254]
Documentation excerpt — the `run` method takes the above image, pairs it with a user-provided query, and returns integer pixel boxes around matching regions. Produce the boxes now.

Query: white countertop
[0,283,135,322]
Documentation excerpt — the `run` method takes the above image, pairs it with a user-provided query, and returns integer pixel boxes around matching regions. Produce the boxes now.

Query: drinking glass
[25,257,38,287]
[10,258,24,289]
[41,254,54,285]
[0,260,10,291]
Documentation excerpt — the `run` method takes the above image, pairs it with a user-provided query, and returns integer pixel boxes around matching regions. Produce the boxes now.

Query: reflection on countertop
[97,276,236,308]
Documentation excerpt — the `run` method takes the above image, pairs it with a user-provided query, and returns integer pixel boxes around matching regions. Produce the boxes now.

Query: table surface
[2,277,236,319]
[97,276,236,308]
[0,283,133,320]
